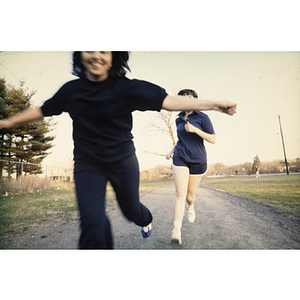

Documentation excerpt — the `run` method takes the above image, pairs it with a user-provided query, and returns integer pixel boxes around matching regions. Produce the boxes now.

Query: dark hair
[177,89,198,98]
[72,51,131,78]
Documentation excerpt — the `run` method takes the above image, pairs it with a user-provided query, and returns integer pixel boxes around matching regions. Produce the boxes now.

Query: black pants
[74,154,153,249]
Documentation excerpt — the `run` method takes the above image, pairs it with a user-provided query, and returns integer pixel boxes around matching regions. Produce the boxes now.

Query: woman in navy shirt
[166,89,216,245]
[0,52,236,249]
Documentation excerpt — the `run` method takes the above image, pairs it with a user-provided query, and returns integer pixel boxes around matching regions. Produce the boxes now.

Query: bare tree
[145,110,177,157]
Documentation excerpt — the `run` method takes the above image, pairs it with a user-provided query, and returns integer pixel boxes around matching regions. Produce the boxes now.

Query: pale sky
[0,51,299,170]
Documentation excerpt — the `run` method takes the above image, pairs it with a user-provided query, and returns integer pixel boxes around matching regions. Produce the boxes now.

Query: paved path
[5,181,300,249]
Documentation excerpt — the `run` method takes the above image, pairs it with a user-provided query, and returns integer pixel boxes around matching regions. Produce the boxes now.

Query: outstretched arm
[162,95,237,116]
[0,107,44,129]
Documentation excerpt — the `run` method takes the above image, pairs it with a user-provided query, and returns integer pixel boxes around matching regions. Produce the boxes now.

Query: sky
[0,51,299,170]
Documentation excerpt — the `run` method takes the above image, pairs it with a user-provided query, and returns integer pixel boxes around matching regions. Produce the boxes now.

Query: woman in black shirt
[0,51,237,249]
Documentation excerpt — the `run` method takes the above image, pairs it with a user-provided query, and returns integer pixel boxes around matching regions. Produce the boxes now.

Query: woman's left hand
[185,122,196,133]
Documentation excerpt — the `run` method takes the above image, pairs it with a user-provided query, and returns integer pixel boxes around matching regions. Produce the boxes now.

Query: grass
[139,179,173,193]
[205,175,300,215]
[0,188,78,241]
[0,179,171,247]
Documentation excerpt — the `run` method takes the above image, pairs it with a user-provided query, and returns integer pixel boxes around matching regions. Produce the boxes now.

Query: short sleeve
[41,83,68,117]
[202,114,215,135]
[126,79,168,112]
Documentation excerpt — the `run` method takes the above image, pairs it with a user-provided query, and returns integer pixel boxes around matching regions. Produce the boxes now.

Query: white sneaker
[171,226,182,245]
[187,203,195,223]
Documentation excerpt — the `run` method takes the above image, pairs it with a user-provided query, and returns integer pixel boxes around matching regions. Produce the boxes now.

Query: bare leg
[186,174,203,223]
[172,165,190,222]
[171,164,189,244]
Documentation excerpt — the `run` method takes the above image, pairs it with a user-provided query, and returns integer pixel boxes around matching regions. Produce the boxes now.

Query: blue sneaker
[141,223,152,238]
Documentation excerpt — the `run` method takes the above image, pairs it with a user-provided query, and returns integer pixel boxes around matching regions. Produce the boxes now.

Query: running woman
[166,89,216,245]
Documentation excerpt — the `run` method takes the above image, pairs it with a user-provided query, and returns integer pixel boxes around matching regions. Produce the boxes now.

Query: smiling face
[81,51,113,82]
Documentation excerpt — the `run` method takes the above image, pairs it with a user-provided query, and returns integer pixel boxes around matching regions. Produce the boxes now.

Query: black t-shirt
[41,76,168,165]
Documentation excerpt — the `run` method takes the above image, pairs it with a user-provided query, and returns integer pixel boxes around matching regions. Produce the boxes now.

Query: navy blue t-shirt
[41,76,168,165]
[173,111,215,164]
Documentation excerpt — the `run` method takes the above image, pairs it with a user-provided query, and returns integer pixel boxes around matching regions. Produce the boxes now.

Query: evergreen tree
[0,78,7,177]
[0,78,6,102]
[0,80,55,178]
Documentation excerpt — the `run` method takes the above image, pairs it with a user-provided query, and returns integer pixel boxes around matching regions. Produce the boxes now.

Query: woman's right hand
[0,108,44,130]
[0,119,14,129]
[166,145,176,160]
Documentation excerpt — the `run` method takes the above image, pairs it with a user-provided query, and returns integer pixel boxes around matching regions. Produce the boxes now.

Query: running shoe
[141,223,152,238]
[171,227,182,245]
[187,203,195,223]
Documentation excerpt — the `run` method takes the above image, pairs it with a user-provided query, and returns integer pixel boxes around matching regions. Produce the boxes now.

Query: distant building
[48,160,74,183]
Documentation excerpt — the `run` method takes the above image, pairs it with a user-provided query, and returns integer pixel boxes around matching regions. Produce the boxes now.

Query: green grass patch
[0,188,78,243]
[205,176,300,214]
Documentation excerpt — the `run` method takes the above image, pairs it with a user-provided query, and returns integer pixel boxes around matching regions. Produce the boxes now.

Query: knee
[186,192,195,204]
[176,189,187,200]
[120,203,152,226]
[122,209,137,222]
